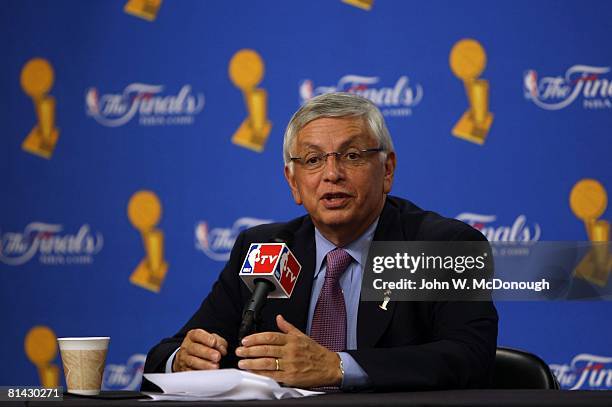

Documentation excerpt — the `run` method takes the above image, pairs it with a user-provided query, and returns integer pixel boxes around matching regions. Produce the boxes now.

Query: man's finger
[184,341,222,362]
[183,353,219,370]
[276,314,305,336]
[212,333,228,355]
[188,329,217,348]
[235,344,283,358]
[241,332,287,347]
[189,329,227,354]
[238,357,278,371]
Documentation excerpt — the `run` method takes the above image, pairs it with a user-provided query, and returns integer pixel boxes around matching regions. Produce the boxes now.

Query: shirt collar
[314,217,380,278]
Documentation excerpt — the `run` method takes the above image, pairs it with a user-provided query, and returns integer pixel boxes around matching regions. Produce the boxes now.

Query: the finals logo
[86,83,205,127]
[524,65,612,110]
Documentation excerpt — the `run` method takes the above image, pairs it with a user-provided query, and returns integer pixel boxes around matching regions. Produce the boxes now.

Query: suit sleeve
[142,231,248,377]
[347,227,498,391]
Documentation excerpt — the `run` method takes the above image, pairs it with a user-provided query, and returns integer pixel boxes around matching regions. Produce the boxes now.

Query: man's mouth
[321,192,352,208]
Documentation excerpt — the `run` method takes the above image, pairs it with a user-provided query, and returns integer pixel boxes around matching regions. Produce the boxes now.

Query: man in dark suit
[143,92,498,391]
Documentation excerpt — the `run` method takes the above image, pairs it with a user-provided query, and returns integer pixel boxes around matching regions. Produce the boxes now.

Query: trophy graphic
[20,58,60,159]
[449,39,493,145]
[342,0,374,10]
[128,190,168,293]
[570,179,611,286]
[25,326,59,388]
[229,49,272,153]
[124,0,162,21]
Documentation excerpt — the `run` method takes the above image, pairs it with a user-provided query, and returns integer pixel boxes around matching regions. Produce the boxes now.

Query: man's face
[284,117,396,240]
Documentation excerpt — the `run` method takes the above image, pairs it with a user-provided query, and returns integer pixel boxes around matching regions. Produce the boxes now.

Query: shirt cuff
[165,347,180,373]
[338,352,370,390]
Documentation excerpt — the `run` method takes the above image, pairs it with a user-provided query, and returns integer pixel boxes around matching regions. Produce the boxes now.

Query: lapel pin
[379,289,392,311]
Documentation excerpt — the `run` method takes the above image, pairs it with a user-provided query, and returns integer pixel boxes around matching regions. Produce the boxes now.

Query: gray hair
[282,92,395,166]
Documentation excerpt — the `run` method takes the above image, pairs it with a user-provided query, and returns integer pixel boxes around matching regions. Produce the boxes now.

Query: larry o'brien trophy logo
[128,191,168,293]
[124,0,162,21]
[229,49,271,152]
[25,326,59,388]
[20,58,59,159]
[342,0,373,10]
[570,179,611,286]
[449,39,493,145]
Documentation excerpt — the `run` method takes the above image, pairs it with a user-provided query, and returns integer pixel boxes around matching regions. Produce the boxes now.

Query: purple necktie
[310,248,352,352]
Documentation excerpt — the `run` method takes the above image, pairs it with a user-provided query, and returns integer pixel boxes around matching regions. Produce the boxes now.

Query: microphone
[238,231,302,342]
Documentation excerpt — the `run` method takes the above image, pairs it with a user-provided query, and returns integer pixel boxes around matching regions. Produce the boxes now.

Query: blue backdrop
[2,0,611,391]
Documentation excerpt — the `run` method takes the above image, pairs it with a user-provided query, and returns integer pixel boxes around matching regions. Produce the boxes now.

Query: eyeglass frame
[289,147,385,171]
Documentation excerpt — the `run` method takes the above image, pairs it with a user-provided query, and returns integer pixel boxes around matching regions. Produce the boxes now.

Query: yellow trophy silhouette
[570,179,611,286]
[449,39,494,145]
[124,0,162,21]
[24,326,59,388]
[128,190,168,293]
[342,0,374,10]
[20,58,60,159]
[229,49,272,153]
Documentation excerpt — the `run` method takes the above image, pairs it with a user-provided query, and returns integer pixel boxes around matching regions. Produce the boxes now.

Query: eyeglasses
[289,147,384,171]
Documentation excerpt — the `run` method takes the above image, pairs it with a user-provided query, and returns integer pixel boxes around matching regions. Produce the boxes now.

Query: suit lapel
[263,216,316,334]
[358,198,405,348]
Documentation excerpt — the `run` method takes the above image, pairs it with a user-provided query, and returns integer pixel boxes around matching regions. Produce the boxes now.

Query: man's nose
[322,153,344,182]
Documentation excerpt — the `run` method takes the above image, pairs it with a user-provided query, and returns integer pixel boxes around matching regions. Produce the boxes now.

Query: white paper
[143,369,323,401]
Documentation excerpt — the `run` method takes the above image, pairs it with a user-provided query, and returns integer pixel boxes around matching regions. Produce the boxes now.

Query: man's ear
[284,165,303,205]
[383,151,396,194]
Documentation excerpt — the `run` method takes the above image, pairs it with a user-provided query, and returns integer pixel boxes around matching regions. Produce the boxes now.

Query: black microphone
[237,230,299,343]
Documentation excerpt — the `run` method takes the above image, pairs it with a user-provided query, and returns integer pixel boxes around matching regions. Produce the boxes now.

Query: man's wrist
[171,348,180,372]
[165,347,181,373]
[332,352,344,386]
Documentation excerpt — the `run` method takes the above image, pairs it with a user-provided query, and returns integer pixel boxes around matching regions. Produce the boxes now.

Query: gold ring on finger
[275,358,280,371]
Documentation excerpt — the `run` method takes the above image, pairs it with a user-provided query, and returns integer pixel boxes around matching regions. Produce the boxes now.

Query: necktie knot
[325,248,352,281]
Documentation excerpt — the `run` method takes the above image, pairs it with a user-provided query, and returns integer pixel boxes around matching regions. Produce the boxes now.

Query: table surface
[11,389,612,407]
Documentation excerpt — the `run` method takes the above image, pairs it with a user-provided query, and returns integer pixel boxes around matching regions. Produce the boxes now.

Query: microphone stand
[238,279,275,343]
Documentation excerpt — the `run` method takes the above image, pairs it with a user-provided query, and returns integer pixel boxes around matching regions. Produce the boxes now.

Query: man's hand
[235,315,342,388]
[173,329,228,372]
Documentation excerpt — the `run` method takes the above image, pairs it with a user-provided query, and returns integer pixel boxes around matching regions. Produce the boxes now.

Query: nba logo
[299,80,314,103]
[242,244,262,273]
[523,70,538,99]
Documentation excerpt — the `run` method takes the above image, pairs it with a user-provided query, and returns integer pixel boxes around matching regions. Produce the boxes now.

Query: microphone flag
[239,243,301,298]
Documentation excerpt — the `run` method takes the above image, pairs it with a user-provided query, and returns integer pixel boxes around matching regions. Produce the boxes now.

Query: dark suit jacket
[143,196,498,391]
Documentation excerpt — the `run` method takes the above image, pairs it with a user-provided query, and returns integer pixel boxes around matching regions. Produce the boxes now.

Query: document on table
[143,369,324,401]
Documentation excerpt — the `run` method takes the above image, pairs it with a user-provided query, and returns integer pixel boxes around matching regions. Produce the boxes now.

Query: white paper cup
[58,337,110,395]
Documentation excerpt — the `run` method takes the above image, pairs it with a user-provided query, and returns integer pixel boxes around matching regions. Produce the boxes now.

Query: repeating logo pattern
[86,83,205,127]
[0,223,103,266]
[195,217,272,261]
[299,74,423,117]
[456,213,542,242]
[524,65,612,110]
[551,354,612,390]
[102,354,146,391]
[6,1,612,392]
